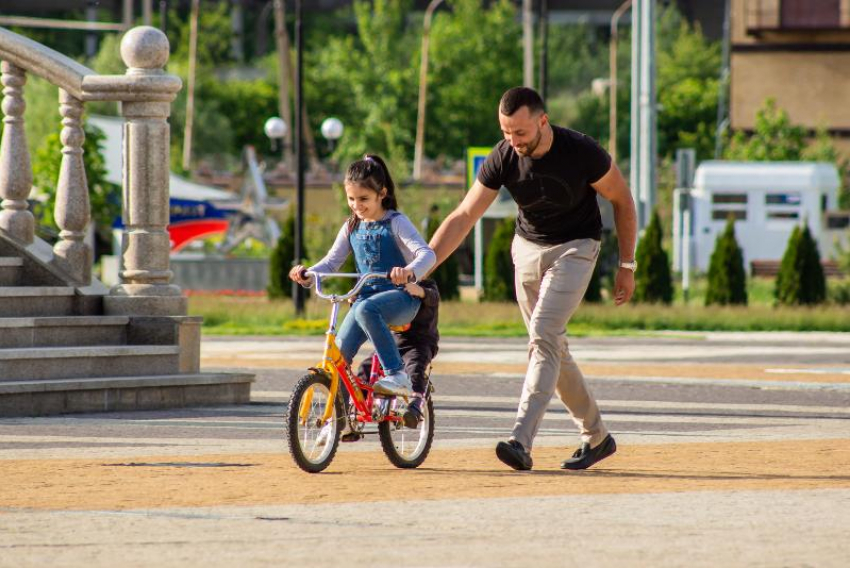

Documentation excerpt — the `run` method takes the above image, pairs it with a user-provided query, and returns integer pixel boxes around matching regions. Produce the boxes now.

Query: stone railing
[0,26,186,315]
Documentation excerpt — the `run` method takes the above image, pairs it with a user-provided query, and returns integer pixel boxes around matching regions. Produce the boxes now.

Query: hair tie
[363,155,375,164]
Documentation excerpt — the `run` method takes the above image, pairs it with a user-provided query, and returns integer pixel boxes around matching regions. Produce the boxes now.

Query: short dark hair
[499,87,546,116]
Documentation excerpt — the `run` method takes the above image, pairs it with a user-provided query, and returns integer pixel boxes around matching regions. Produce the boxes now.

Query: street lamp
[264,116,288,155]
[320,117,344,153]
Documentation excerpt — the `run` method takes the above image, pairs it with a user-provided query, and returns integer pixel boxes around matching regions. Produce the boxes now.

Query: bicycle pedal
[341,432,363,443]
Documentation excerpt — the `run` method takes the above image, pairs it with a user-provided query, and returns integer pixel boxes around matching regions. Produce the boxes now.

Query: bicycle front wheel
[284,372,345,473]
[378,396,435,469]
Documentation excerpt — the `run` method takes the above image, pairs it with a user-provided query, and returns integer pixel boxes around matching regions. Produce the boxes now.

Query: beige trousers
[510,234,607,451]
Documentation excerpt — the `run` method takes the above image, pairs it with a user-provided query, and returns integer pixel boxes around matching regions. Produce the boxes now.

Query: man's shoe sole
[495,442,533,471]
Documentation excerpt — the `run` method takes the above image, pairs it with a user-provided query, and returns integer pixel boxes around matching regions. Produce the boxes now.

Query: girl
[290,154,435,396]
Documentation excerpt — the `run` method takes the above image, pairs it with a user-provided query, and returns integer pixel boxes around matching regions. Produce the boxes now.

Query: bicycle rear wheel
[284,372,345,473]
[378,396,434,469]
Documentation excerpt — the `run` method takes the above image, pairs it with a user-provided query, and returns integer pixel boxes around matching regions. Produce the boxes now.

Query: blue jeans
[337,289,421,375]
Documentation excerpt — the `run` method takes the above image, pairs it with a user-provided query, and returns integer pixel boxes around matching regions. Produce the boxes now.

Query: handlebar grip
[384,270,415,283]
[298,269,308,280]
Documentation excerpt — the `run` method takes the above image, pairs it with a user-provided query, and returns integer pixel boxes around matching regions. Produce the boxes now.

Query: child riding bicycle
[357,278,440,430]
[290,154,435,397]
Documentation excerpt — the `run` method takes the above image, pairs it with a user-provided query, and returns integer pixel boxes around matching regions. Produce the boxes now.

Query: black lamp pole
[293,0,306,314]
[538,0,549,100]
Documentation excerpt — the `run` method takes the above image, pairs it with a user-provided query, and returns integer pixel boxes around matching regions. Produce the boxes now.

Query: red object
[168,220,230,252]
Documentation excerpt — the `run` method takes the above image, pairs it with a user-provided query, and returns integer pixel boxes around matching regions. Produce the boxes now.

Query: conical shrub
[268,213,301,299]
[633,209,673,304]
[775,223,826,305]
[425,212,460,300]
[483,217,516,302]
[705,216,747,306]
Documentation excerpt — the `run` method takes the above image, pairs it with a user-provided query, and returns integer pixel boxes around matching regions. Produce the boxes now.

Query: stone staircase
[0,245,253,417]
[0,25,254,417]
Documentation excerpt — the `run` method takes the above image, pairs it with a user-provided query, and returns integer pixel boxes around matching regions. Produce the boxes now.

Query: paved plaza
[2,332,850,567]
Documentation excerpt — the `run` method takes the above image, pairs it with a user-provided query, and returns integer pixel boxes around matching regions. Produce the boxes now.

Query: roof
[694,161,840,192]
[88,115,238,202]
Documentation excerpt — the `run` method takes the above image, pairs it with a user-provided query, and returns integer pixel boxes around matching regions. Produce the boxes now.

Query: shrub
[775,223,826,305]
[705,216,747,305]
[268,213,307,299]
[483,217,516,302]
[425,211,460,300]
[633,209,673,304]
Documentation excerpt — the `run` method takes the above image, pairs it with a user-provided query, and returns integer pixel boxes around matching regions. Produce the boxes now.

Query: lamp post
[264,116,288,157]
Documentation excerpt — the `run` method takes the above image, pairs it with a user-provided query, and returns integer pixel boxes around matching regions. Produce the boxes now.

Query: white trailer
[673,161,842,273]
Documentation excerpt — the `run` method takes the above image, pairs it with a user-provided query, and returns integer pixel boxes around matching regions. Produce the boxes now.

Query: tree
[705,216,747,306]
[483,217,515,302]
[725,98,806,161]
[775,223,826,306]
[425,210,460,300]
[633,210,673,304]
[268,212,310,299]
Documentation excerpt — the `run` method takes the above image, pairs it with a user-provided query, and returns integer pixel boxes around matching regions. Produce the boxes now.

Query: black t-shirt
[477,125,611,245]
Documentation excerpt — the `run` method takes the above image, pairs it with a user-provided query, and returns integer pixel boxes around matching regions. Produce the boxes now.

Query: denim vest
[349,211,407,297]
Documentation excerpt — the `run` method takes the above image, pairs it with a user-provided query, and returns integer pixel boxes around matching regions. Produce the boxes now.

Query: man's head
[498,87,549,157]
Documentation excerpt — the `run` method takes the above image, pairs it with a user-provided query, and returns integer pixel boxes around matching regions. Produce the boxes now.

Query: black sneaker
[402,398,424,429]
[560,434,617,470]
[495,439,533,471]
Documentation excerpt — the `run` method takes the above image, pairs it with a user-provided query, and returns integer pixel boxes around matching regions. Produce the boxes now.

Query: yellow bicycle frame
[298,331,364,425]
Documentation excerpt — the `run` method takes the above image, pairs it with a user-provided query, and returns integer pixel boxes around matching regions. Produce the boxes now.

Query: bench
[750,260,845,277]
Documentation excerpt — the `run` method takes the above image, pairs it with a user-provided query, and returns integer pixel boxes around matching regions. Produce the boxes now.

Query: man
[429,87,637,471]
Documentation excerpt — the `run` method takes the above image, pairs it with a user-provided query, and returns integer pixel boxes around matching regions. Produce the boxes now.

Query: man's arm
[591,163,638,305]
[428,180,499,269]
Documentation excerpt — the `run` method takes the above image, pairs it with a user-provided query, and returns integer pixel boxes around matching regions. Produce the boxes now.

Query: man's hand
[390,267,414,285]
[613,268,635,305]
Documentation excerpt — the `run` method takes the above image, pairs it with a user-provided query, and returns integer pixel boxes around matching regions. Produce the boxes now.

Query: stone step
[0,316,130,348]
[0,286,75,317]
[0,257,23,286]
[0,372,254,417]
[0,345,181,381]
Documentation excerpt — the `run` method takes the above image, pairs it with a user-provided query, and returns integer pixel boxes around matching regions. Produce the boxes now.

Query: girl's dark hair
[345,154,398,231]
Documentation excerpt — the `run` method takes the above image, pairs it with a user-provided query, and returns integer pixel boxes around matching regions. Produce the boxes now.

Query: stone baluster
[0,62,34,244]
[105,27,186,316]
[52,89,91,284]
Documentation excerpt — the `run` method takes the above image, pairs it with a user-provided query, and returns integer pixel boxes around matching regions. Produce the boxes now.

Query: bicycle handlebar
[304,270,405,301]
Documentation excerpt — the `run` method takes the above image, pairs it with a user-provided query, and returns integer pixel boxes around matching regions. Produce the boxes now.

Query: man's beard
[515,128,542,156]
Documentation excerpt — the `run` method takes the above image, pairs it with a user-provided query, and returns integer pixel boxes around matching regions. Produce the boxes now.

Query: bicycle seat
[388,323,411,332]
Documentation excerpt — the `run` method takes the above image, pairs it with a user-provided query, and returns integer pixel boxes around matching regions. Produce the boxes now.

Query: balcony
[746,0,849,33]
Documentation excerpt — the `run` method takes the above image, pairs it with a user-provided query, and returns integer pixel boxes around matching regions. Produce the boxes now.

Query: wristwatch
[619,260,637,272]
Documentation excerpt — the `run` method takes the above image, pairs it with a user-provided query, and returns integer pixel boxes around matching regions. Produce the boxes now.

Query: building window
[766,211,800,220]
[765,192,801,205]
[712,210,747,221]
[712,193,748,204]
[781,0,840,29]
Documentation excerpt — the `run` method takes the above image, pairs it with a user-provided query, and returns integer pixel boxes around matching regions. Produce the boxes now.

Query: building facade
[731,0,850,157]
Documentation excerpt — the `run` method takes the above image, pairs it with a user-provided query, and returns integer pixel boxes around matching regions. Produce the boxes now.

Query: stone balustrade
[0,26,185,315]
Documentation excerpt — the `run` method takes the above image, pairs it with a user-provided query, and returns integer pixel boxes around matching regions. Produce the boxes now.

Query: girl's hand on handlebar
[289,265,310,285]
[390,267,414,285]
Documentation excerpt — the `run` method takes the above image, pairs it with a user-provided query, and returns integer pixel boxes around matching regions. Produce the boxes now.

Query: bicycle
[283,271,435,473]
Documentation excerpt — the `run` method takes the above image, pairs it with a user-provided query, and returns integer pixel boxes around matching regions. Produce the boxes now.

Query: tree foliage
[633,210,673,304]
[705,216,747,306]
[725,98,806,161]
[483,217,516,302]
[775,224,826,306]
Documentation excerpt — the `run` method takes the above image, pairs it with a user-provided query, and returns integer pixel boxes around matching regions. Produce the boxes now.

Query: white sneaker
[373,370,412,397]
[315,421,333,447]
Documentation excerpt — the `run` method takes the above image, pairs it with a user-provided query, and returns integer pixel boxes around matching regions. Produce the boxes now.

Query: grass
[189,276,850,336]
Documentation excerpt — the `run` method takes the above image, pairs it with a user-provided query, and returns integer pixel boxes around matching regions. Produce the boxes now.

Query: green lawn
[189,276,850,336]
